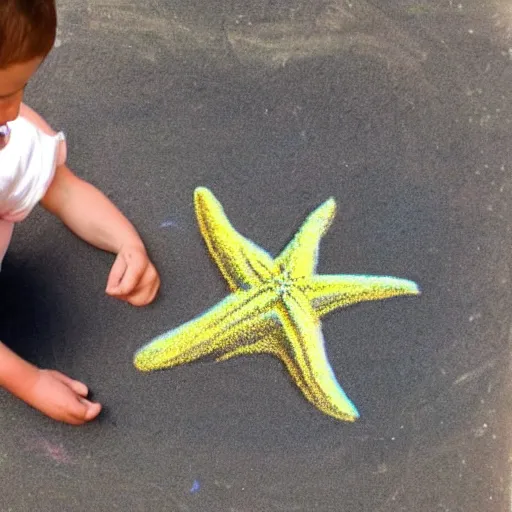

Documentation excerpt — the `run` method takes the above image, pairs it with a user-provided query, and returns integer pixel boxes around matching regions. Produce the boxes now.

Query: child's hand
[24,369,102,425]
[105,243,160,306]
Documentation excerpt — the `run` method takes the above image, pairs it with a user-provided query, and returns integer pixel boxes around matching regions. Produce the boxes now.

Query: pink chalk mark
[23,437,74,464]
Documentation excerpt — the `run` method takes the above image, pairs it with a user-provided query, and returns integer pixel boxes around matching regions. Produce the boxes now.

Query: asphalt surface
[0,0,510,510]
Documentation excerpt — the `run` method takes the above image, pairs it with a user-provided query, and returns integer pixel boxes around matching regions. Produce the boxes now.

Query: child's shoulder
[18,103,58,137]
[14,104,67,167]
[0,105,67,224]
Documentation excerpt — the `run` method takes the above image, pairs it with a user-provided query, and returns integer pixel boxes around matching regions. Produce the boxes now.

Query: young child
[0,0,161,424]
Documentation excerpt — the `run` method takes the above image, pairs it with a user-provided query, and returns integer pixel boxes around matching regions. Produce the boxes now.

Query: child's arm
[41,164,160,306]
[0,341,101,424]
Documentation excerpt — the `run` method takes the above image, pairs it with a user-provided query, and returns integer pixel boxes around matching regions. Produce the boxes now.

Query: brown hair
[0,0,57,68]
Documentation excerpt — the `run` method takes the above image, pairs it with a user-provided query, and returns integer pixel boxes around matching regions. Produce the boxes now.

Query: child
[0,0,161,424]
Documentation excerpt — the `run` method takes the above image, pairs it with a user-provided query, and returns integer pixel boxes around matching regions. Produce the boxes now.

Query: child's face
[0,57,43,126]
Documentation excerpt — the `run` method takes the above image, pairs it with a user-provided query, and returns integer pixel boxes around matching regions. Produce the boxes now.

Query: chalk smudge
[23,437,73,465]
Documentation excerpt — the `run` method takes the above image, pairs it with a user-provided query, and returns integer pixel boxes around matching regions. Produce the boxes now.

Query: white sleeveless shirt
[0,104,67,266]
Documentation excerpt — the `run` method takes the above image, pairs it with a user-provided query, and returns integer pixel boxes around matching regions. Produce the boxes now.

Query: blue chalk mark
[160,219,178,228]
[190,480,200,494]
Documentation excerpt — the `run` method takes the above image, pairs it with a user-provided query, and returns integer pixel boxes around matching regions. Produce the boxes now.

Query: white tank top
[0,104,67,266]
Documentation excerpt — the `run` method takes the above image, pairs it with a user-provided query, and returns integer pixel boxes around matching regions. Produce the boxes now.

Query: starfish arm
[134,288,279,371]
[273,291,360,422]
[215,329,320,408]
[194,187,275,291]
[302,274,420,317]
[275,198,336,279]
[215,333,276,362]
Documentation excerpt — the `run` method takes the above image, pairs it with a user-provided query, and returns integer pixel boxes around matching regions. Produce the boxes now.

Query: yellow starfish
[134,187,420,421]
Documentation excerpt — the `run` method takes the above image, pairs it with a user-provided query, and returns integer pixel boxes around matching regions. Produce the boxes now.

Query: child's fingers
[142,278,160,304]
[69,380,89,397]
[50,370,89,397]
[114,259,146,296]
[118,263,160,306]
[64,398,101,425]
[106,255,128,294]
[78,398,102,422]
[143,264,160,301]
[126,276,161,306]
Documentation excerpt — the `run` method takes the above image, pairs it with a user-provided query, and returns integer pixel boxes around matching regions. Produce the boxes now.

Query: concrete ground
[0,0,510,510]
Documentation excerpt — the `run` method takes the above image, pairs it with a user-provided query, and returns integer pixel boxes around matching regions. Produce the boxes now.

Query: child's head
[0,0,56,125]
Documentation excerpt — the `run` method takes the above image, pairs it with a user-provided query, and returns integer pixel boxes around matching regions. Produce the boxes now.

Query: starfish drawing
[134,187,420,421]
